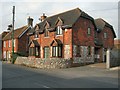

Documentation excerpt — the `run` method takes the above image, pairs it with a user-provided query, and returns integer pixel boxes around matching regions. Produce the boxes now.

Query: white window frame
[8,40,11,47]
[56,26,63,35]
[14,39,16,47]
[87,27,91,35]
[52,46,62,57]
[4,41,6,47]
[104,32,107,38]
[3,51,6,59]
[8,51,11,58]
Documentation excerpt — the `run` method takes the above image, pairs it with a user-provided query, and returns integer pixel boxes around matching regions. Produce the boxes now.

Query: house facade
[2,17,33,61]
[0,31,9,60]
[28,8,96,64]
[94,18,116,62]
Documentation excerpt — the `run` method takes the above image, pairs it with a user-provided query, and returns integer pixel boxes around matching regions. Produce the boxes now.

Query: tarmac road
[2,63,119,88]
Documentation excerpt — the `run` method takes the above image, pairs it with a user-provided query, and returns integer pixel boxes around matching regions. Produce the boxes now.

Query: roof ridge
[44,8,81,20]
[3,25,28,40]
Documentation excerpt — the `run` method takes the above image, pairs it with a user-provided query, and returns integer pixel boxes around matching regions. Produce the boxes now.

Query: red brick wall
[2,30,30,59]
[18,30,29,54]
[97,26,114,49]
[63,29,73,58]
[72,17,95,46]
[29,28,73,58]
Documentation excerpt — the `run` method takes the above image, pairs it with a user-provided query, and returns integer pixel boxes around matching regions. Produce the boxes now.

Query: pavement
[2,63,119,88]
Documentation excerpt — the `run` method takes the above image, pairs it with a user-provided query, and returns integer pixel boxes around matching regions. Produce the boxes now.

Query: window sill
[56,34,63,37]
[34,38,39,40]
[44,37,49,38]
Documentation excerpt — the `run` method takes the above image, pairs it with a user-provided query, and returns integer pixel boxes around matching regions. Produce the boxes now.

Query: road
[2,63,119,88]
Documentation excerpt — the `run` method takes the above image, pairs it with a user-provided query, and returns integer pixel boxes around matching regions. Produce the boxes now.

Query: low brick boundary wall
[15,57,72,69]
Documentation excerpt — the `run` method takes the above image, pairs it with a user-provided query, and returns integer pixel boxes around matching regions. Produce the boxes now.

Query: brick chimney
[39,13,47,22]
[27,16,33,27]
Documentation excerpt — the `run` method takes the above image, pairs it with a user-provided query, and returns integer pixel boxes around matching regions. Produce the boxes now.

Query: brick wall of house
[18,30,29,55]
[63,29,73,59]
[102,27,114,49]
[72,17,95,46]
[72,17,95,63]
[29,28,73,59]
[2,39,18,60]
[95,26,115,62]
[96,27,114,49]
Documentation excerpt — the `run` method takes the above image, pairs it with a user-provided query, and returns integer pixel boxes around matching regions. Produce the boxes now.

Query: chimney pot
[39,13,47,22]
[27,16,33,27]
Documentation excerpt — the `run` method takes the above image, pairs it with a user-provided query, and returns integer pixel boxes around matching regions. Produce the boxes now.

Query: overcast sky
[0,0,119,39]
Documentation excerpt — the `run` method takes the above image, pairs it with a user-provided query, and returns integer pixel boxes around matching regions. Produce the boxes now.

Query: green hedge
[12,52,28,64]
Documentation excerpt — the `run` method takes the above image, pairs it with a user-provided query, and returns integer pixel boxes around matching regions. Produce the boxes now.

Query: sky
[0,0,119,39]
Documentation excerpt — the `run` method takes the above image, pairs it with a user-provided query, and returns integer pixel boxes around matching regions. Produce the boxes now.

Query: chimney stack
[27,16,33,27]
[39,13,47,22]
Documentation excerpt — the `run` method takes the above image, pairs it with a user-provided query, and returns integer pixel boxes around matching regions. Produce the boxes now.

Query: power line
[85,7,118,12]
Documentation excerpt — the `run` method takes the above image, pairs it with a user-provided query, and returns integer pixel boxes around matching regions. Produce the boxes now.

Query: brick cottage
[2,17,33,60]
[2,8,116,68]
[0,31,9,60]
[94,18,116,63]
[28,8,97,64]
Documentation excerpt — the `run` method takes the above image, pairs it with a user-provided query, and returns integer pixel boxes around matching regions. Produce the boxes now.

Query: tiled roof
[3,26,28,40]
[0,31,9,40]
[32,40,40,46]
[95,18,116,38]
[28,40,40,47]
[28,8,95,35]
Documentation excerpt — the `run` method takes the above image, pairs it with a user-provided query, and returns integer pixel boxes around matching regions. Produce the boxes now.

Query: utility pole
[7,6,15,63]
[12,6,15,63]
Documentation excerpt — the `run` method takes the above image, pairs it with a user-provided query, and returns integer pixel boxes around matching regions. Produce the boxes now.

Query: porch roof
[50,39,62,46]
[28,40,40,47]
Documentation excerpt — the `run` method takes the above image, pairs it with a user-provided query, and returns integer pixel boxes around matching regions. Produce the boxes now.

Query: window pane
[4,51,6,58]
[88,46,91,55]
[4,41,6,47]
[36,47,39,56]
[58,46,62,57]
[52,47,56,57]
[88,27,91,35]
[104,33,107,38]
[45,29,49,37]
[56,26,62,35]
[56,47,58,57]
[14,39,15,47]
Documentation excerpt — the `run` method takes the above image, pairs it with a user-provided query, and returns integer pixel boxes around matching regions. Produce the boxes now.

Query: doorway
[44,47,50,58]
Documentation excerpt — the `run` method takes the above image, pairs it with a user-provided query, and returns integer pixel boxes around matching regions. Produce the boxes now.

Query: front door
[44,47,50,58]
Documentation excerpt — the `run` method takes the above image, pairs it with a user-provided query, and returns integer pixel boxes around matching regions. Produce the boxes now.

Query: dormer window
[34,32,39,38]
[56,26,62,35]
[44,21,50,37]
[44,29,49,37]
[34,25,40,38]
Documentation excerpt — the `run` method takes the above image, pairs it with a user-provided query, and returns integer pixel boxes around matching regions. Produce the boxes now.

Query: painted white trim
[18,26,31,38]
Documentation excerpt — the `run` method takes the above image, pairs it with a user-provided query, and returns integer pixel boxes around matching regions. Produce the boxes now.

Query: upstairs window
[4,41,6,47]
[104,32,107,39]
[34,32,39,38]
[87,27,91,36]
[56,26,62,35]
[44,29,49,37]
[8,40,11,47]
[14,39,16,47]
